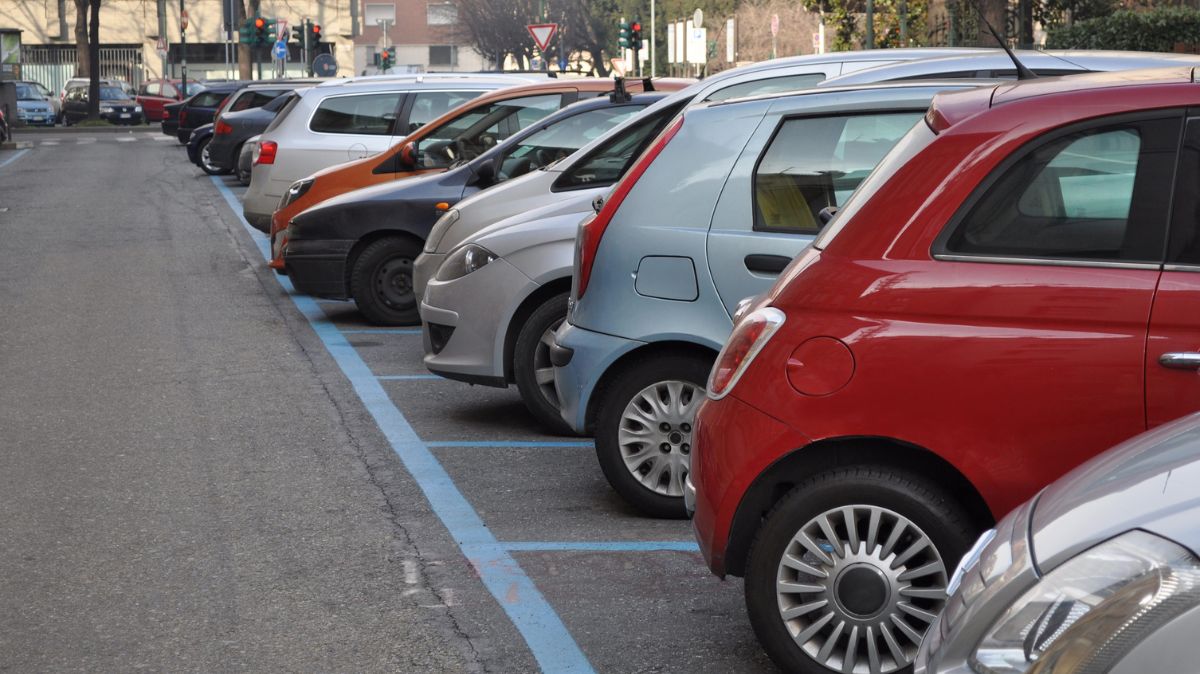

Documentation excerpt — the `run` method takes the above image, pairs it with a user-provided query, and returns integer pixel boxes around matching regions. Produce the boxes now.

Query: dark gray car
[207,89,304,172]
[917,412,1200,674]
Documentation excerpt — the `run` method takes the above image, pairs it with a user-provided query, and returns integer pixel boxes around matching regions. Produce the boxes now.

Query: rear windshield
[814,119,938,249]
[190,91,227,108]
[262,92,295,113]
[264,94,302,133]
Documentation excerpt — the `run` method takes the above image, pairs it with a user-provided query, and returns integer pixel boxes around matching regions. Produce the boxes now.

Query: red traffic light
[311,24,321,36]
[631,22,641,32]
[254,17,265,29]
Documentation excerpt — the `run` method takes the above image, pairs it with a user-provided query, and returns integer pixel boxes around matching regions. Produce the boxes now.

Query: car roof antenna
[970,0,1037,80]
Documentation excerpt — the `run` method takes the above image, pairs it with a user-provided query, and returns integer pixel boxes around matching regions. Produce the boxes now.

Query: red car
[690,67,1200,674]
[136,79,204,122]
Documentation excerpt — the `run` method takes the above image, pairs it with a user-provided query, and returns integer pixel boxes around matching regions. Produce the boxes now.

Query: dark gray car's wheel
[744,467,975,674]
[594,353,709,518]
[513,292,573,435]
[198,137,229,175]
[351,237,421,326]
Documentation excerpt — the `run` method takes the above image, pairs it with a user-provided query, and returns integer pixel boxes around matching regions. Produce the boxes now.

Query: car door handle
[1159,352,1200,369]
[744,254,791,275]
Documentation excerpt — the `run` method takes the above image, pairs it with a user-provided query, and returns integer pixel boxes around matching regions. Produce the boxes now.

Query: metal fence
[21,45,144,94]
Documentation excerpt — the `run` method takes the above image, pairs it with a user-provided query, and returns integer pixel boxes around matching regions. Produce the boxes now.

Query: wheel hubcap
[775,505,947,674]
[616,380,703,497]
[532,318,564,409]
[375,256,414,310]
[201,143,216,171]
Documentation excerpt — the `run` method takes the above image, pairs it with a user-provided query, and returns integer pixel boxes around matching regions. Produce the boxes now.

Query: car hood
[1030,412,1200,572]
[305,164,467,214]
[469,189,598,258]
[433,169,557,253]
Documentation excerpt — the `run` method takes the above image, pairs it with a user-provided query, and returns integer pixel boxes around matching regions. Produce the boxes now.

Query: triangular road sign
[527,23,558,52]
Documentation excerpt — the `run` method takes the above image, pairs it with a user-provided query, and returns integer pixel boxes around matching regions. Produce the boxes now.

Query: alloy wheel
[201,142,220,173]
[775,505,948,674]
[616,380,703,498]
[532,319,564,409]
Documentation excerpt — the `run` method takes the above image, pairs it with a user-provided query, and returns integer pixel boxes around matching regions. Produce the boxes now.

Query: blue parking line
[0,149,30,171]
[378,374,443,381]
[210,175,595,674]
[427,441,595,448]
[341,328,423,335]
[503,541,700,552]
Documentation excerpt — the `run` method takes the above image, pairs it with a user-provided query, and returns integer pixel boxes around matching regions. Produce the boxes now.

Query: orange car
[268,77,690,269]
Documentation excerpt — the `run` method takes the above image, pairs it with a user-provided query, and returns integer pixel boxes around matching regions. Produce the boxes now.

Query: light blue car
[549,81,980,518]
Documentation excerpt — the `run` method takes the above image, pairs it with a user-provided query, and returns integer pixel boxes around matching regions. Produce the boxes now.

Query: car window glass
[754,111,924,234]
[496,105,645,181]
[192,91,226,107]
[99,86,127,100]
[1165,118,1200,265]
[556,106,681,189]
[418,93,561,168]
[407,90,484,132]
[309,93,401,135]
[945,117,1179,262]
[16,84,41,100]
[705,74,827,102]
[263,92,294,113]
[264,94,302,133]
[36,83,52,97]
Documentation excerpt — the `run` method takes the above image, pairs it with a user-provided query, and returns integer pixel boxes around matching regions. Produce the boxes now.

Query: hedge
[1046,8,1200,51]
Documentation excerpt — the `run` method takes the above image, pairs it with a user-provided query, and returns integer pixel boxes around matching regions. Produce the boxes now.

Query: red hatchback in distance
[690,67,1200,674]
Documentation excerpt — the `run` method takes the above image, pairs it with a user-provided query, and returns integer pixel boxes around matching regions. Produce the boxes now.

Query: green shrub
[1046,7,1200,51]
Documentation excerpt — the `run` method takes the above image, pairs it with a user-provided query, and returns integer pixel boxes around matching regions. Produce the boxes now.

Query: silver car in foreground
[917,411,1200,674]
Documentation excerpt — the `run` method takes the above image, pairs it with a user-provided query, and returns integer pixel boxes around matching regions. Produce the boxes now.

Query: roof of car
[707,78,1000,108]
[823,50,1200,85]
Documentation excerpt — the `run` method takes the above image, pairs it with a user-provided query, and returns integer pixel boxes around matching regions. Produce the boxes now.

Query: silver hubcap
[775,505,947,674]
[616,380,703,497]
[532,319,563,409]
[201,143,217,171]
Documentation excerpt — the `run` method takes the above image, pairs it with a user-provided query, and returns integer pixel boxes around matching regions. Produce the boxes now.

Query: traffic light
[630,20,642,47]
[291,23,304,45]
[254,16,267,44]
[380,46,395,71]
[238,17,257,44]
[310,23,322,45]
[618,20,630,48]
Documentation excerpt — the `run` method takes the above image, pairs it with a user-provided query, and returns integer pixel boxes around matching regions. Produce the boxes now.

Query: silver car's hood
[1031,412,1200,571]
[469,188,599,258]
[434,169,558,254]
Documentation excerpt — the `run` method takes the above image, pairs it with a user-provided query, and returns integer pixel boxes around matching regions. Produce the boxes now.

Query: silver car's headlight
[280,178,314,209]
[971,530,1200,674]
[425,207,460,253]
[435,243,496,282]
[134,105,143,112]
[100,106,114,113]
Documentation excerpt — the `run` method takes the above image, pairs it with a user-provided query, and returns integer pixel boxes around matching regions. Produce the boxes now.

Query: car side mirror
[399,141,418,170]
[592,195,605,214]
[472,160,496,187]
[818,206,839,227]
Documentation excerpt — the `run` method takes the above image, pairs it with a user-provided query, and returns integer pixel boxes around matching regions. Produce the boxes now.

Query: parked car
[185,84,307,175]
[61,84,143,125]
[161,99,185,138]
[13,81,56,127]
[135,78,205,122]
[283,91,664,325]
[0,108,8,142]
[59,77,132,108]
[688,66,1200,674]
[173,80,295,144]
[915,412,1200,674]
[207,89,303,175]
[264,76,696,254]
[186,123,218,173]
[237,135,258,185]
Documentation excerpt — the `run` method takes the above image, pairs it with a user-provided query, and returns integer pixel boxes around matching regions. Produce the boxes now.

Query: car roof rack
[610,77,655,103]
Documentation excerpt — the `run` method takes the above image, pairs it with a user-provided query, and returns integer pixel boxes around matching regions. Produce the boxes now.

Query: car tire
[198,137,229,176]
[743,466,976,674]
[593,353,709,518]
[513,292,573,435]
[351,237,422,326]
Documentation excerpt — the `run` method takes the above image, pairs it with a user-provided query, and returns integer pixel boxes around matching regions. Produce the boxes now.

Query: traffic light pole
[179,0,188,96]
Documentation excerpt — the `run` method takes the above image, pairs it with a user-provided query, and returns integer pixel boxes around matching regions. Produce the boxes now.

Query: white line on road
[403,559,419,585]
[114,136,136,142]
[0,149,30,171]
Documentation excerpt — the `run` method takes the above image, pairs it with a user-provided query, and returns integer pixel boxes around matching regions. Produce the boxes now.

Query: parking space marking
[377,374,443,381]
[502,541,700,552]
[210,175,596,674]
[0,149,30,170]
[426,441,594,448]
[340,328,423,335]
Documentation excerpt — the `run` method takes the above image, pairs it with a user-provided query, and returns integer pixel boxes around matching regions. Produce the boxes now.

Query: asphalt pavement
[0,132,774,672]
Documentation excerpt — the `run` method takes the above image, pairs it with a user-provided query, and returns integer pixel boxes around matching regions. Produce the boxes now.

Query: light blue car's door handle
[1159,352,1200,369]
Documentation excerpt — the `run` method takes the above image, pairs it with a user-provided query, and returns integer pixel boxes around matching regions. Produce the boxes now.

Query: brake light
[255,140,278,165]
[215,120,233,135]
[574,115,684,301]
[179,109,187,125]
[707,307,786,400]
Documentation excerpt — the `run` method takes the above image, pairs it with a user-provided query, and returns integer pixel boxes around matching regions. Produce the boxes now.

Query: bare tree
[73,0,88,76]
[86,0,100,119]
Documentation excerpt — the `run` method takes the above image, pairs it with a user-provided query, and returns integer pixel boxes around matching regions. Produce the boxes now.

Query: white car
[240,74,540,231]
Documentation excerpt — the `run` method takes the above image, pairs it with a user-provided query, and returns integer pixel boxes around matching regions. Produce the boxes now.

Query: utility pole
[650,0,656,77]
[157,0,167,78]
[865,0,874,48]
[179,0,188,96]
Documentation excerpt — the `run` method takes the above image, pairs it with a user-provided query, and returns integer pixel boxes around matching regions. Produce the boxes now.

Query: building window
[365,3,396,26]
[429,45,458,66]
[427,2,458,25]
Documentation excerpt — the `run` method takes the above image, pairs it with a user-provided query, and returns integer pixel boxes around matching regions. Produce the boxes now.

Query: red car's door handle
[1159,352,1200,369]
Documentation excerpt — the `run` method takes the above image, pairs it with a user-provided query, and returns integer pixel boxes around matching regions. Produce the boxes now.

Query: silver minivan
[241,74,538,230]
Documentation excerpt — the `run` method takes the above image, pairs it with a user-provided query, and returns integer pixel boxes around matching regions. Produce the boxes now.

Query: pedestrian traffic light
[618,20,630,48]
[630,20,642,46]
[380,46,396,71]
[310,23,322,45]
[254,16,267,43]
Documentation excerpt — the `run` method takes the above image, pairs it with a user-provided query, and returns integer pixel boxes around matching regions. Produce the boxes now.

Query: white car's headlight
[972,530,1200,674]
[435,243,496,282]
[425,208,460,253]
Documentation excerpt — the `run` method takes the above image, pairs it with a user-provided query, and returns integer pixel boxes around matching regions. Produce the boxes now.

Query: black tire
[512,292,573,435]
[594,353,710,519]
[198,137,229,175]
[743,466,976,674]
[351,237,422,326]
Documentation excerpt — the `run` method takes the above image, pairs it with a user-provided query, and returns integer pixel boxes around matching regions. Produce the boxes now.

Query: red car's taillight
[214,120,233,135]
[254,140,278,165]
[574,114,684,301]
[707,307,786,400]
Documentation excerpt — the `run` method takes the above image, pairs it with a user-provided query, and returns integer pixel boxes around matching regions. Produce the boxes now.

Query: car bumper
[419,256,535,386]
[162,120,178,135]
[243,183,283,232]
[102,112,143,125]
[412,251,445,306]
[17,114,55,126]
[207,136,238,170]
[283,238,355,299]
[690,393,810,578]
[551,322,644,434]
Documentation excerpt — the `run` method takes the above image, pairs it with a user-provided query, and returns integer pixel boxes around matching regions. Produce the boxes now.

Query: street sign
[526,23,558,52]
[693,8,704,27]
[155,36,168,58]
[771,14,780,37]
[272,40,287,60]
[180,9,189,32]
[312,53,337,76]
